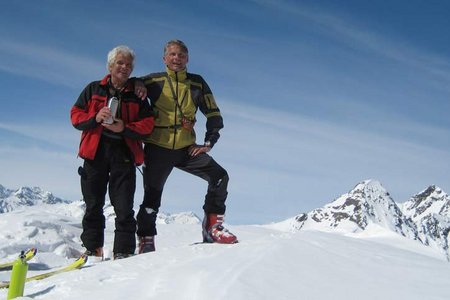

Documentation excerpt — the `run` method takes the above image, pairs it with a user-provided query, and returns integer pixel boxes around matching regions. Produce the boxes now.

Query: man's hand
[96,107,112,123]
[188,143,211,157]
[135,80,147,100]
[102,118,125,133]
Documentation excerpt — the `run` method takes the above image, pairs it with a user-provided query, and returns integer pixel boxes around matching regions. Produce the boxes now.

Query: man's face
[109,53,133,85]
[163,44,188,72]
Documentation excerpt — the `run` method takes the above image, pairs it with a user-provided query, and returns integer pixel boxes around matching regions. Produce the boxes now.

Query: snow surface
[1,201,450,300]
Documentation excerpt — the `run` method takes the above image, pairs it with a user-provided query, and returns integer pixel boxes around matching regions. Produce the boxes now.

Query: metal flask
[104,97,119,124]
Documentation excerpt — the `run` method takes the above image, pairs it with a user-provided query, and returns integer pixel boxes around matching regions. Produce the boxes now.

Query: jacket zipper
[171,72,179,150]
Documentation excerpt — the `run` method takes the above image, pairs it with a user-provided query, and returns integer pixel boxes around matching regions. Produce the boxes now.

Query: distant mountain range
[2,181,449,259]
[0,184,201,225]
[285,180,450,259]
[0,184,70,213]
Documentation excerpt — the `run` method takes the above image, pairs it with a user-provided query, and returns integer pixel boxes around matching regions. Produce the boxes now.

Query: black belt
[101,132,124,143]
[154,124,182,129]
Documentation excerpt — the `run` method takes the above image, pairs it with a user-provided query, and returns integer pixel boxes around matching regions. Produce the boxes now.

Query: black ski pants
[137,143,229,236]
[79,136,137,255]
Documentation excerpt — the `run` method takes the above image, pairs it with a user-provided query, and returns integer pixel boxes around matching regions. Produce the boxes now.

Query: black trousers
[137,143,229,236]
[79,136,137,254]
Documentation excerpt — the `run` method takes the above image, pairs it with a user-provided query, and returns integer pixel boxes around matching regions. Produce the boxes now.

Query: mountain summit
[284,180,450,259]
[402,185,450,259]
[403,185,450,221]
[291,180,418,239]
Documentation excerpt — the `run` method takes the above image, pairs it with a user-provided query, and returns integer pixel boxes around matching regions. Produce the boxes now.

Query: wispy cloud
[0,39,104,88]
[0,122,78,151]
[250,0,450,88]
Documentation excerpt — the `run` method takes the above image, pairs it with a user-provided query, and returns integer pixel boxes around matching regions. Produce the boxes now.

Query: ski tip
[80,253,88,264]
[22,247,38,261]
[28,247,38,256]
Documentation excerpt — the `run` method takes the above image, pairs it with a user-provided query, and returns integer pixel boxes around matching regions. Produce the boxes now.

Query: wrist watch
[204,141,211,148]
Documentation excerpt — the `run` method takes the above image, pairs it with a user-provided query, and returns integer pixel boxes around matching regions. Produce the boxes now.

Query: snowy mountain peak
[403,185,450,221]
[354,178,384,191]
[15,186,58,203]
[334,179,391,208]
[0,184,12,198]
[0,184,69,213]
[402,185,450,258]
[291,179,418,239]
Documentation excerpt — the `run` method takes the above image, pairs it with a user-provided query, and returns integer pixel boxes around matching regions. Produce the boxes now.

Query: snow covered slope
[0,204,449,300]
[1,182,450,299]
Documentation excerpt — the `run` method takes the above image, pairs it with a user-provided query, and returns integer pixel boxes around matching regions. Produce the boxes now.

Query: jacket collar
[166,67,187,81]
[100,74,134,92]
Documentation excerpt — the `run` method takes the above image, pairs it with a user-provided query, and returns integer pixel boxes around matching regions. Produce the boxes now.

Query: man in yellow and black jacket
[136,40,238,252]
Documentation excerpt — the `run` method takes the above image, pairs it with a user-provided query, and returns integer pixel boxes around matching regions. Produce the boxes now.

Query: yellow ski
[0,248,37,270]
[0,254,87,289]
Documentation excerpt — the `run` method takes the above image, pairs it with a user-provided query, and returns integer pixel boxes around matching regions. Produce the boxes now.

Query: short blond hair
[164,39,188,56]
[107,45,135,70]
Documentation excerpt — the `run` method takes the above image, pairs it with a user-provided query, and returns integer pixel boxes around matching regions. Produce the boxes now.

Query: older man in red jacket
[71,45,154,260]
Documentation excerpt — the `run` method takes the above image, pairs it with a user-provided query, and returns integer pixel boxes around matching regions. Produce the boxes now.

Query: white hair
[107,45,135,70]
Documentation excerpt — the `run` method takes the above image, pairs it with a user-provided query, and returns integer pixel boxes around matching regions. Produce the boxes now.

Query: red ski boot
[202,214,238,244]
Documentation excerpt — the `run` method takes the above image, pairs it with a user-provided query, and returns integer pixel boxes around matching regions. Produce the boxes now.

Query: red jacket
[71,74,154,165]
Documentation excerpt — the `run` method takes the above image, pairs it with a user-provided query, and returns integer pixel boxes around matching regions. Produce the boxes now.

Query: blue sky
[1,0,449,224]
